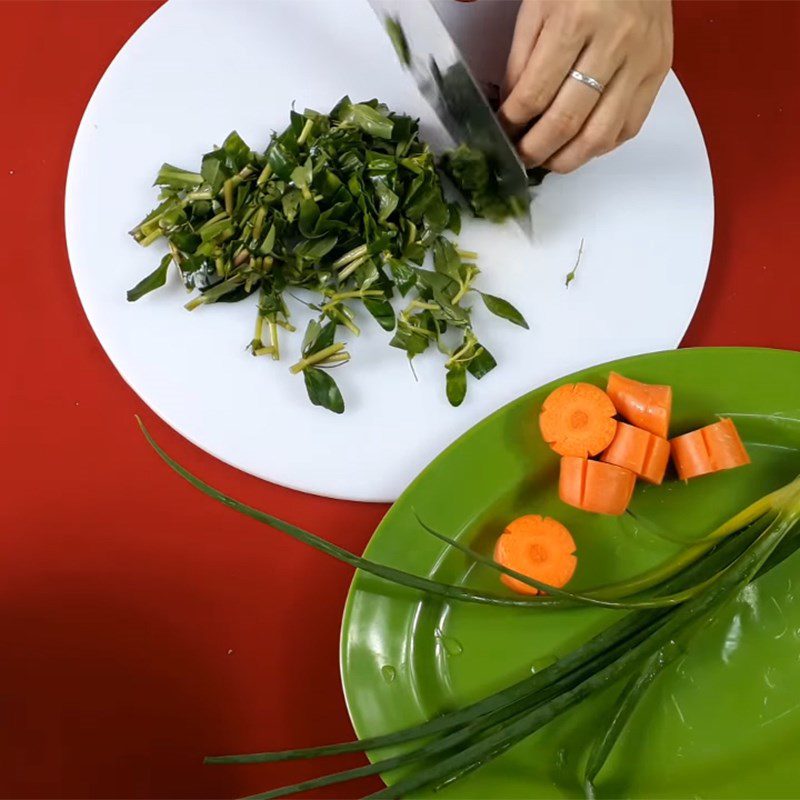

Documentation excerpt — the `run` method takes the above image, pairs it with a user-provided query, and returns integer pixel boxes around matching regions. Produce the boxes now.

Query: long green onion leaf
[138,418,603,609]
[582,643,681,798]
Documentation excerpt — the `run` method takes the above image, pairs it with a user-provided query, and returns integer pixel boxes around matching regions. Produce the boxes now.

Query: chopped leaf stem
[451,282,469,305]
[138,228,162,247]
[256,164,272,186]
[290,343,347,374]
[167,241,183,267]
[331,290,384,302]
[408,299,439,312]
[184,274,245,310]
[269,322,280,361]
[327,307,360,336]
[332,243,368,269]
[297,118,314,146]
[338,254,369,281]
[252,207,266,241]
[201,211,229,230]
[223,178,235,216]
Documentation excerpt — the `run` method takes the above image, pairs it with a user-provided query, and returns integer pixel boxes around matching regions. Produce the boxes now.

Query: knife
[367,0,532,239]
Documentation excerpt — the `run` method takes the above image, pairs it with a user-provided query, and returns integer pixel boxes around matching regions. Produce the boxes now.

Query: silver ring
[569,69,605,94]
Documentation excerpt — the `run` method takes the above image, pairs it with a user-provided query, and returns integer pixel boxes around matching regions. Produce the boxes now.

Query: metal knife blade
[368,0,532,239]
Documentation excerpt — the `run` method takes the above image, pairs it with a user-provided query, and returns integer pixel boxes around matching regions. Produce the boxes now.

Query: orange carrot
[671,418,750,480]
[559,456,637,516]
[493,515,577,596]
[606,372,672,439]
[601,422,671,485]
[539,382,617,458]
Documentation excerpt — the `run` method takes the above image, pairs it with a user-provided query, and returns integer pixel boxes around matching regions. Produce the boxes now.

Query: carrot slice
[493,515,577,596]
[601,422,670,485]
[539,383,617,458]
[671,418,750,480]
[671,430,713,480]
[704,418,751,470]
[606,372,672,439]
[559,456,636,516]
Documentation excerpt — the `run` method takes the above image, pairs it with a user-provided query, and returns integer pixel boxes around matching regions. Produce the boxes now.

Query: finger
[543,72,639,174]
[615,74,665,145]
[498,20,586,137]
[501,4,543,101]
[515,51,621,168]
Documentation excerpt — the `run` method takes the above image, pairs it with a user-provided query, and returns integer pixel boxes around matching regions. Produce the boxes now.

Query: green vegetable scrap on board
[565,238,585,288]
[128,97,528,413]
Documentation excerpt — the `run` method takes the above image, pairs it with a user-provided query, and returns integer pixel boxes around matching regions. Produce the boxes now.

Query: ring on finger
[568,69,605,94]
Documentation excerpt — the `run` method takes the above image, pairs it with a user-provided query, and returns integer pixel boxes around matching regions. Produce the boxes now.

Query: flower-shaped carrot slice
[493,515,577,596]
[539,383,617,458]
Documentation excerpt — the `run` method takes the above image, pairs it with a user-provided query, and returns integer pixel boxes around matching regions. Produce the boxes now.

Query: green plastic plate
[340,348,800,798]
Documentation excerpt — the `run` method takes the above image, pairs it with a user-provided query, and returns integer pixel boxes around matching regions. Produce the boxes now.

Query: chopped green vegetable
[129,98,528,411]
[385,16,411,67]
[303,368,345,414]
[126,254,171,302]
[441,144,528,223]
[479,291,529,329]
[445,365,467,407]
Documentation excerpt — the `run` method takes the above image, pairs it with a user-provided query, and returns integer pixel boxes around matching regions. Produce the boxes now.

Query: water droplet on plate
[435,629,463,656]
[381,665,396,684]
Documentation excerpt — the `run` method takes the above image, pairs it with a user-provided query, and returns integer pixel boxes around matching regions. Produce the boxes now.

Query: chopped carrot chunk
[671,418,750,480]
[559,456,637,516]
[601,422,670,485]
[607,372,672,439]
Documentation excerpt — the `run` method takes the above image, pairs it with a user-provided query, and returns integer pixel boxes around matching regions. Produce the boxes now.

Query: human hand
[499,0,673,173]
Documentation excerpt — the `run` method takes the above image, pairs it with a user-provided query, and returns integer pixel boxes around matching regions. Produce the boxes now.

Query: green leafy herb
[466,344,497,379]
[154,163,204,189]
[385,16,411,67]
[441,145,527,223]
[480,292,529,329]
[126,254,171,302]
[129,98,529,412]
[445,365,467,406]
[303,368,345,414]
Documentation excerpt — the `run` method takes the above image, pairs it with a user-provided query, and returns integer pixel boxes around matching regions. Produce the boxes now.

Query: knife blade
[368,0,532,239]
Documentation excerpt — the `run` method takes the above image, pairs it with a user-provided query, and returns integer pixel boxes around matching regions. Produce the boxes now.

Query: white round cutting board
[65,0,713,503]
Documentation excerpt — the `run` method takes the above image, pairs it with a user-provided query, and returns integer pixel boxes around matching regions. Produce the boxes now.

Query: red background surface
[1,1,799,797]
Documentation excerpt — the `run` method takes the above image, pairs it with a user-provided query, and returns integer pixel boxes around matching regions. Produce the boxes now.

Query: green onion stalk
[138,419,800,800]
